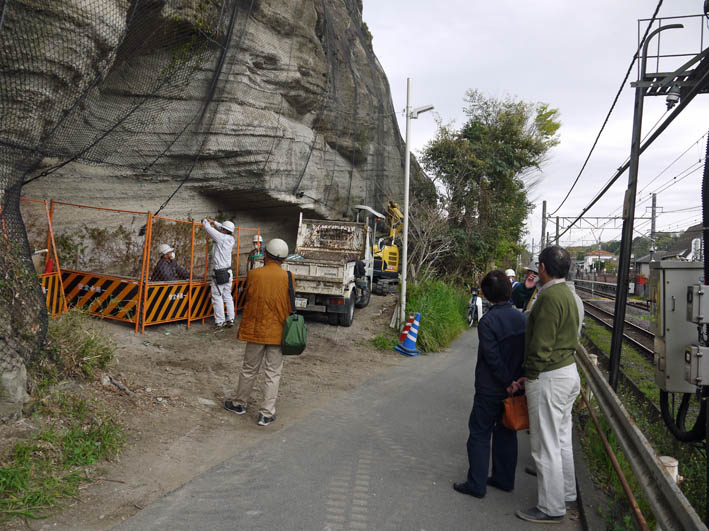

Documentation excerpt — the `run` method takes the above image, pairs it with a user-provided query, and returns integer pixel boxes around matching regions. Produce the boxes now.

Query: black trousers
[465,393,518,495]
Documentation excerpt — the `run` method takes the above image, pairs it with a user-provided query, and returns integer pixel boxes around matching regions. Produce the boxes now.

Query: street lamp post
[400,77,434,325]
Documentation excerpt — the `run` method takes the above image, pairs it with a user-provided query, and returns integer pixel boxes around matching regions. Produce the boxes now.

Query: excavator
[372,201,403,294]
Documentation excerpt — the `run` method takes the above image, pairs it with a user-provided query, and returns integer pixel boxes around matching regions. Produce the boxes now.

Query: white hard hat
[265,238,289,259]
[157,243,174,256]
[252,234,263,243]
[505,268,516,278]
[221,220,235,234]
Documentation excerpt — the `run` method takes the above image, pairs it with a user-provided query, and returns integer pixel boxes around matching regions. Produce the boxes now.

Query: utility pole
[555,216,560,245]
[650,193,657,262]
[540,201,546,252]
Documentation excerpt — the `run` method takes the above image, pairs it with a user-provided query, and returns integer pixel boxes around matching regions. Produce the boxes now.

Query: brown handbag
[502,394,529,431]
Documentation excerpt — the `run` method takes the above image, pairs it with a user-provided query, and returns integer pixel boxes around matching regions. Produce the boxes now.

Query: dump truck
[282,212,373,327]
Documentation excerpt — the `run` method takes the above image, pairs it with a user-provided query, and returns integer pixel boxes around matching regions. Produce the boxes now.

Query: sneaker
[225,320,234,328]
[224,400,246,415]
[257,413,275,426]
[515,507,563,524]
[212,322,225,330]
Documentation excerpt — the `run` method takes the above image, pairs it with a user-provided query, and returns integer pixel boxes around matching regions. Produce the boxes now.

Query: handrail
[576,346,707,530]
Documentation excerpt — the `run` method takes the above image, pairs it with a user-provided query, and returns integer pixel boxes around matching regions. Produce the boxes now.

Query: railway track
[575,284,650,311]
[582,300,654,361]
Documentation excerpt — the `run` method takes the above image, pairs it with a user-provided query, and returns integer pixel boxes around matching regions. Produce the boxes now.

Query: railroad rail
[582,300,654,361]
[575,281,650,311]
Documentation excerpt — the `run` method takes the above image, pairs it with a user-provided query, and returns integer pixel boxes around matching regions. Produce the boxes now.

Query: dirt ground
[3,294,403,531]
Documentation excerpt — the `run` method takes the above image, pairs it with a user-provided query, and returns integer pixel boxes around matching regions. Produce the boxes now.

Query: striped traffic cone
[399,314,415,343]
[395,312,420,356]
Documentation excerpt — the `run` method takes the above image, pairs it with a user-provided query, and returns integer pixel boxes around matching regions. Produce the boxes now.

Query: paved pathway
[115,330,582,530]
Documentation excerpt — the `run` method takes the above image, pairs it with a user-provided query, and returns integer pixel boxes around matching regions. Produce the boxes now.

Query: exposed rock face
[24,0,407,235]
[1,0,412,417]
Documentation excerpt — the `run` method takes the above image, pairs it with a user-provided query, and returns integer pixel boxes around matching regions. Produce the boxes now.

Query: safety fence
[19,197,67,317]
[23,198,260,333]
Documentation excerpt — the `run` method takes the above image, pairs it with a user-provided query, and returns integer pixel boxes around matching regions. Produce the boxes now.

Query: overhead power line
[549,0,664,216]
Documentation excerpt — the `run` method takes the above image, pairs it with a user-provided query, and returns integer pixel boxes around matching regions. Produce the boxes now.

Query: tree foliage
[418,90,560,281]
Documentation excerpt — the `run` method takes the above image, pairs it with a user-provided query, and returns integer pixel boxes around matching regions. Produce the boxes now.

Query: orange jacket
[237,261,293,345]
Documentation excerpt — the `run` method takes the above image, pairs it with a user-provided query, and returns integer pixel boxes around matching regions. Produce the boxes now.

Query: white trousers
[210,271,234,325]
[235,343,283,417]
[526,363,581,517]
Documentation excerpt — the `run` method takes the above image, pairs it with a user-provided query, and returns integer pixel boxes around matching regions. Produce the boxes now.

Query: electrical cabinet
[649,261,704,393]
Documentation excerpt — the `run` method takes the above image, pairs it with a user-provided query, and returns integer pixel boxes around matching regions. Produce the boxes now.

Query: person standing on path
[512,263,538,310]
[225,238,292,427]
[453,270,527,499]
[202,218,236,329]
[508,246,581,525]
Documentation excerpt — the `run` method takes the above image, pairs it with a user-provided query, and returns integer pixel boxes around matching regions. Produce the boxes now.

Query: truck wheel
[338,291,355,327]
[355,281,371,308]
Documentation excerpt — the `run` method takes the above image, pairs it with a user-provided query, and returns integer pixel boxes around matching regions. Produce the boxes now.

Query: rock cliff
[21,0,408,236]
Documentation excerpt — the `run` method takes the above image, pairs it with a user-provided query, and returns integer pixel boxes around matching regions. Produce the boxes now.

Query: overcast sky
[364,1,709,255]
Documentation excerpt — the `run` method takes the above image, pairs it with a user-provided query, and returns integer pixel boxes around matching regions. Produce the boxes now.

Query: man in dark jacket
[151,243,189,281]
[453,270,527,499]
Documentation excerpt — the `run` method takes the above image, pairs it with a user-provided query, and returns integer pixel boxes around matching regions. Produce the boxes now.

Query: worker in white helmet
[247,233,264,270]
[505,268,520,290]
[225,238,293,427]
[151,243,189,281]
[201,218,236,329]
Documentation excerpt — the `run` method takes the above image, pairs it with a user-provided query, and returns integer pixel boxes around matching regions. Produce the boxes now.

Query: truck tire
[338,291,355,327]
[355,280,371,308]
[327,313,339,325]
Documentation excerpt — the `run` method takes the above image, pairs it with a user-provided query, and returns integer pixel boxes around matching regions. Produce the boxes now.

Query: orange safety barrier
[20,197,68,316]
[23,198,262,332]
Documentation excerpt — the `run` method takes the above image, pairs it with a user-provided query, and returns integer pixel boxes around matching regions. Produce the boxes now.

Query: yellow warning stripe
[105,282,138,316]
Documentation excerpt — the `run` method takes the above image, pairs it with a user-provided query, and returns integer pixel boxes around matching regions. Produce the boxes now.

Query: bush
[405,280,468,352]
[30,310,115,392]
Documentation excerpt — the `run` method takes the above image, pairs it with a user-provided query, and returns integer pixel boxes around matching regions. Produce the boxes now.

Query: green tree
[420,90,560,280]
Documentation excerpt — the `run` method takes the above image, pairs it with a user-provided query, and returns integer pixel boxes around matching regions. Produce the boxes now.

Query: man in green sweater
[508,246,581,524]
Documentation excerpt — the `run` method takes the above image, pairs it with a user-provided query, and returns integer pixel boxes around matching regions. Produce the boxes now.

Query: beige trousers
[526,363,581,517]
[235,342,283,417]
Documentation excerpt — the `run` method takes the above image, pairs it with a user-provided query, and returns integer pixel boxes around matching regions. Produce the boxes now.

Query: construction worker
[247,234,264,270]
[202,218,235,329]
[151,243,189,281]
[505,269,520,290]
[225,238,292,426]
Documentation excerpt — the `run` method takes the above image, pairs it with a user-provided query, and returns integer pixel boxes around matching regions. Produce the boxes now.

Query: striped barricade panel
[40,272,65,317]
[61,270,141,323]
[233,277,247,311]
[190,282,214,320]
[143,282,190,326]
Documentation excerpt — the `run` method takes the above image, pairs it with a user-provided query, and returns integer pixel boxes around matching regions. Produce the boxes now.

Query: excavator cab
[371,201,403,294]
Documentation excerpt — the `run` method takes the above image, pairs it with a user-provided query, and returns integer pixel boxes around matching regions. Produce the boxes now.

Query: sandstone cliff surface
[21,0,408,239]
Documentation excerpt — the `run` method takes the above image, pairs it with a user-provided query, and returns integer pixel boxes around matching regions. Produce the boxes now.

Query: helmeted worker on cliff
[225,238,292,427]
[151,243,190,282]
[202,218,236,329]
[247,233,263,270]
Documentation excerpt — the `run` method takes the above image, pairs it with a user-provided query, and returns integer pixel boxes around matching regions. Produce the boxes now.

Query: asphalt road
[114,329,582,531]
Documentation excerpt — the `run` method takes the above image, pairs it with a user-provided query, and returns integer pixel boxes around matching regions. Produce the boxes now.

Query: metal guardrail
[576,346,706,530]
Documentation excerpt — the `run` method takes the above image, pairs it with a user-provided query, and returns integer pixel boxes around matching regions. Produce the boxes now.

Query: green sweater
[524,281,579,379]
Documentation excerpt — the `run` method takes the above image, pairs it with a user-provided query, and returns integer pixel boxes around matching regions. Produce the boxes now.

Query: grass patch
[1,310,124,525]
[29,310,115,395]
[371,332,399,351]
[0,394,123,524]
[579,319,706,524]
[405,280,467,352]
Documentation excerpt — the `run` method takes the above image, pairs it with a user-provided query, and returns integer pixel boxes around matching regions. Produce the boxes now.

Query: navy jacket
[474,302,526,398]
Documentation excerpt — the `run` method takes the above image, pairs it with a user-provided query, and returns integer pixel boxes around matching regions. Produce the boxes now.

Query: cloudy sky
[364,1,709,254]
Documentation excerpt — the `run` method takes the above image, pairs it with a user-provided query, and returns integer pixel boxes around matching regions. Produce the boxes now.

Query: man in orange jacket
[225,238,292,426]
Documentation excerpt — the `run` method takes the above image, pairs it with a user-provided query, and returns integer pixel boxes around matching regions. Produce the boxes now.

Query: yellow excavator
[372,201,403,294]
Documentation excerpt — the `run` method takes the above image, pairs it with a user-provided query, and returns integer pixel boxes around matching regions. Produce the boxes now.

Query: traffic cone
[399,314,415,342]
[395,312,420,356]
